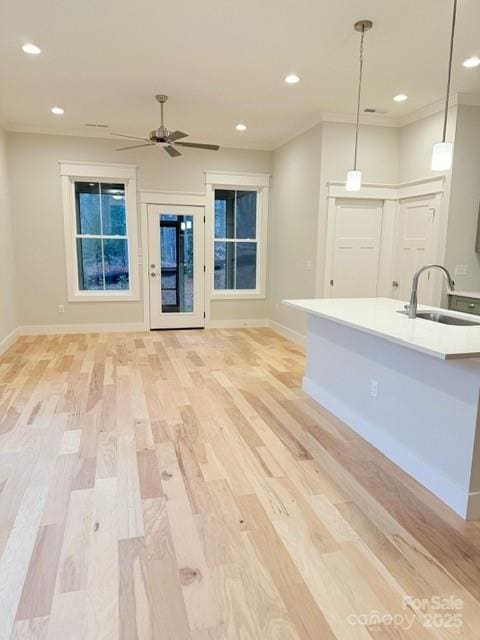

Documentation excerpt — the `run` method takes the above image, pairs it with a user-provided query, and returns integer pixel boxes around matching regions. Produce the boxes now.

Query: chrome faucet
[405,265,455,319]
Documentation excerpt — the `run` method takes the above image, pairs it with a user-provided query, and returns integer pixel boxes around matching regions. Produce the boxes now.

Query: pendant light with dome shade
[431,0,457,171]
[346,20,373,192]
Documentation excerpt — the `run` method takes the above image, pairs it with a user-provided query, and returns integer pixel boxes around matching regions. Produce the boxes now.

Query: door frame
[322,177,446,301]
[140,191,207,330]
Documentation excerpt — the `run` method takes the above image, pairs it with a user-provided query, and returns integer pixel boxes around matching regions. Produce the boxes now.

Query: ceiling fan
[110,94,220,157]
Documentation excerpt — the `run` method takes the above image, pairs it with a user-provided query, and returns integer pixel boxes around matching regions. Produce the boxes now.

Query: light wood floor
[1,329,480,639]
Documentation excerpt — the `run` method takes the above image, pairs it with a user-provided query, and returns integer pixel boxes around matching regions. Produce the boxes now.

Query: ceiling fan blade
[110,132,150,142]
[164,145,182,158]
[168,130,189,142]
[175,142,220,151]
[117,143,156,151]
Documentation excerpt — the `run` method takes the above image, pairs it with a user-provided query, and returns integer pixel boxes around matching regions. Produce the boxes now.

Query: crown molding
[4,125,274,152]
[397,92,480,127]
[398,97,452,127]
[271,115,323,150]
[320,111,398,128]
[5,92,480,153]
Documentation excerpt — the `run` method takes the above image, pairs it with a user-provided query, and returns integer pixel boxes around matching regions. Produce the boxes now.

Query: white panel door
[393,197,436,304]
[329,199,383,298]
[148,204,205,329]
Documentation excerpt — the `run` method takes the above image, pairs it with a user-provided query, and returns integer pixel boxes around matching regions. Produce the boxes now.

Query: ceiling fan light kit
[345,19,373,192]
[111,94,220,158]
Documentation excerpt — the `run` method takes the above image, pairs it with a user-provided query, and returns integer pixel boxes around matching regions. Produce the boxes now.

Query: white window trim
[60,161,140,302]
[205,171,270,300]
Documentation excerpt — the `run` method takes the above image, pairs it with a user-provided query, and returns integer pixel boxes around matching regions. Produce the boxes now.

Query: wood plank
[56,488,94,593]
[117,434,144,540]
[1,329,480,639]
[16,523,65,620]
[0,487,49,640]
[10,616,49,640]
[84,478,119,640]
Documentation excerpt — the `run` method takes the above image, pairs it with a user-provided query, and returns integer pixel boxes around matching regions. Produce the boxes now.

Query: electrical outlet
[455,264,468,277]
[370,379,378,399]
[58,304,65,313]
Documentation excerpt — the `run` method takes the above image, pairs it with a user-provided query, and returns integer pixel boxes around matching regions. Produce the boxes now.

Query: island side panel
[467,400,480,518]
[304,314,480,519]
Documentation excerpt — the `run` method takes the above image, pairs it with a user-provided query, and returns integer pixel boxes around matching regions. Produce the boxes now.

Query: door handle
[150,272,161,277]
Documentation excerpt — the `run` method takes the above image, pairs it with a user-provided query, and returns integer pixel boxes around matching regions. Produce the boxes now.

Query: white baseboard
[4,319,269,339]
[269,319,306,347]
[0,327,20,356]
[19,322,148,336]
[303,375,470,519]
[467,491,480,520]
[206,318,268,329]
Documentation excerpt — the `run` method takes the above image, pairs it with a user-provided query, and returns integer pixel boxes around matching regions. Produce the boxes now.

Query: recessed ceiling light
[22,42,41,55]
[235,123,247,131]
[463,56,480,69]
[393,94,408,102]
[285,74,300,84]
[51,106,64,115]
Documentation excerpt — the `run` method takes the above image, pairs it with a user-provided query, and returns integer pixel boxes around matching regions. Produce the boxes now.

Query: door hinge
[203,265,206,273]
[203,215,206,224]
[203,311,206,318]
[392,280,399,288]
[330,279,334,286]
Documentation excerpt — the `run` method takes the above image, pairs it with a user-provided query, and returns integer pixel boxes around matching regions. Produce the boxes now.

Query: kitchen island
[284,297,480,519]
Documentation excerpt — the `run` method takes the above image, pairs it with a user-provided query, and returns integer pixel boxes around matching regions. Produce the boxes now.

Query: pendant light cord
[442,0,457,142]
[353,26,366,171]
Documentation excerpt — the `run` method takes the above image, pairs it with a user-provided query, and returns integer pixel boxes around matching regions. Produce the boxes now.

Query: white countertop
[283,297,480,360]
[448,290,480,300]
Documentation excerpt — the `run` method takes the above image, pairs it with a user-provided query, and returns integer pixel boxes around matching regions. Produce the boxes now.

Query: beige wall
[268,123,323,336]
[398,109,457,183]
[445,105,480,292]
[5,105,478,338]
[320,121,400,185]
[269,121,400,337]
[315,122,399,298]
[0,128,17,345]
[7,132,272,327]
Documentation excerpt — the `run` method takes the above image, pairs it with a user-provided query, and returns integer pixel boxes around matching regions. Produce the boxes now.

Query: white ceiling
[1,0,479,149]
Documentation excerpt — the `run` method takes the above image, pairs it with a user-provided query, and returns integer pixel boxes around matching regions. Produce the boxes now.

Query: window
[214,190,257,290]
[61,162,139,301]
[75,182,129,291]
[206,172,270,299]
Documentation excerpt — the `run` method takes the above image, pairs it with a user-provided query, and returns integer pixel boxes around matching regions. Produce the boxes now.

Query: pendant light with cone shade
[431,0,457,171]
[346,20,373,191]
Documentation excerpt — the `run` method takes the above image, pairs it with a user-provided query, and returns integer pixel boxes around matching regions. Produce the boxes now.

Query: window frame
[60,162,140,302]
[206,171,270,300]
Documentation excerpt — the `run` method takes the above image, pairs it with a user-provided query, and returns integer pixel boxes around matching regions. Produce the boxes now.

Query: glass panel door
[160,215,194,313]
[148,205,204,329]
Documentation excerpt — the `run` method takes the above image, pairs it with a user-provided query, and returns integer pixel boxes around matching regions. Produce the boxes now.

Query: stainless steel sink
[397,310,480,326]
